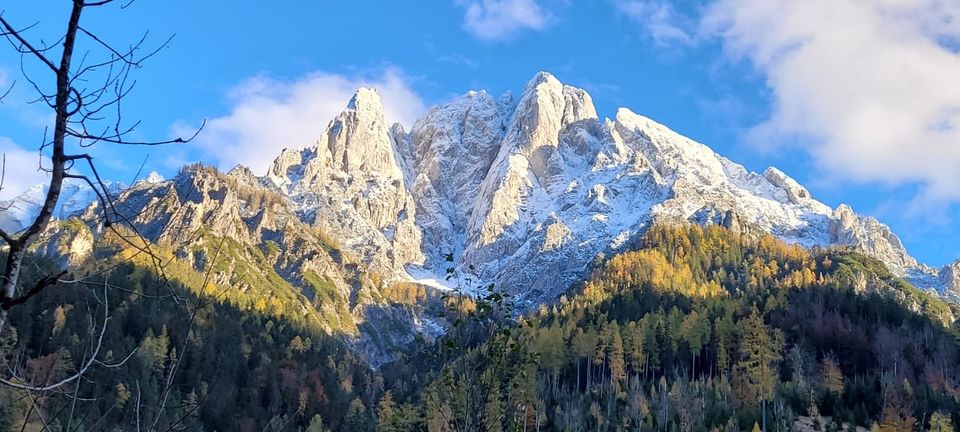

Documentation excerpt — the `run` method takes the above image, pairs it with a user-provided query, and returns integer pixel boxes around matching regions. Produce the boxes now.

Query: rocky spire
[322,87,402,179]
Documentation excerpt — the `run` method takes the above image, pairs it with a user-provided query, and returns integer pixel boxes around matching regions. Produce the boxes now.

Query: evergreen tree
[376,391,396,431]
[343,398,370,432]
[572,328,590,389]
[609,329,627,387]
[483,380,504,432]
[821,353,844,394]
[738,306,782,432]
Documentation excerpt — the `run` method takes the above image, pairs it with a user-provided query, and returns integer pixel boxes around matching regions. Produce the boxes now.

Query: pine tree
[680,310,709,378]
[609,329,627,387]
[821,353,844,393]
[376,391,397,431]
[537,322,566,392]
[579,328,599,388]
[623,321,644,379]
[483,380,504,432]
[644,314,662,376]
[714,316,732,378]
[572,328,590,389]
[593,325,609,390]
[738,306,782,432]
[343,398,370,432]
[180,390,201,429]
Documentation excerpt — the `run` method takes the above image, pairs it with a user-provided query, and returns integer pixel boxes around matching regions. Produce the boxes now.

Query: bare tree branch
[65,120,205,146]
[0,14,59,73]
[0,79,13,102]
[0,270,67,310]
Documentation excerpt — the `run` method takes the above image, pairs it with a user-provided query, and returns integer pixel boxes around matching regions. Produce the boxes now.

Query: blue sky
[1,0,959,266]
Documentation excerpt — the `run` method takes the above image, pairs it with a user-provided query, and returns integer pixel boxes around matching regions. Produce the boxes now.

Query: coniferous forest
[2,224,959,431]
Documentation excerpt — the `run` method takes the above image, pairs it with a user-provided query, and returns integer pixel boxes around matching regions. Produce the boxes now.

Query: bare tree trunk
[577,358,582,391]
[0,0,83,334]
[762,398,767,432]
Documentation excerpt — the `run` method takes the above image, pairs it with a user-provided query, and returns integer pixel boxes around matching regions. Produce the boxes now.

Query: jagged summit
[10,71,959,303]
[346,87,383,111]
[326,87,400,179]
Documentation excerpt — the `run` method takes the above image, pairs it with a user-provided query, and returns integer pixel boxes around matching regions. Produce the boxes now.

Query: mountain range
[6,71,959,360]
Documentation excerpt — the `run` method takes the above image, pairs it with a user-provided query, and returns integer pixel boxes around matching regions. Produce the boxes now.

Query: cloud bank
[185,68,426,174]
[702,0,960,204]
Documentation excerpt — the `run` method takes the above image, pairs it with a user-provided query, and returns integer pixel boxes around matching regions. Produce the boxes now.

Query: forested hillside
[3,224,959,431]
[0,242,384,431]
[383,225,960,431]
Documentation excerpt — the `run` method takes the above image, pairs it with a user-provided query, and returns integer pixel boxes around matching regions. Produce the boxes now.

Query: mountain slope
[52,164,444,365]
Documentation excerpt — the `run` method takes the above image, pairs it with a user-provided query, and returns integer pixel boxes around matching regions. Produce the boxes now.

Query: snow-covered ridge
[262,71,957,301]
[0,176,137,234]
[0,171,166,235]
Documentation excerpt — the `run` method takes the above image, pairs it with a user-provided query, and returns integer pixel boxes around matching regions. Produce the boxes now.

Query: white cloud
[0,137,49,200]
[461,0,550,41]
[182,68,426,175]
[616,1,695,46]
[702,0,960,204]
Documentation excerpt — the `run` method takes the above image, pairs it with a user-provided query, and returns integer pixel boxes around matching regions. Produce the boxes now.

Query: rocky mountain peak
[510,72,599,149]
[347,87,383,112]
[322,87,401,180]
[0,178,123,235]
